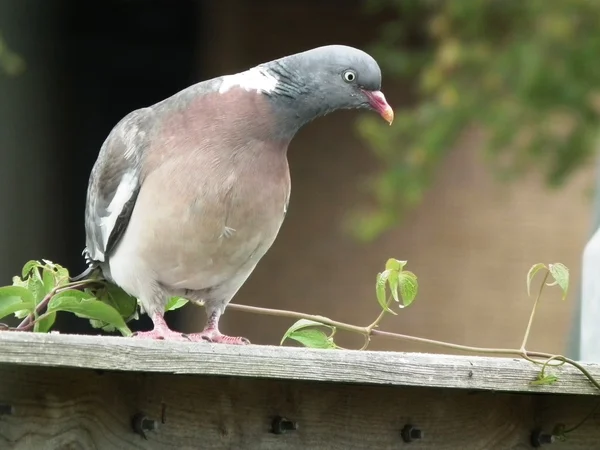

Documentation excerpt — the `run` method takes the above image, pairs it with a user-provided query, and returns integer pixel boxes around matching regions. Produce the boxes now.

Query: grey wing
[83,107,155,266]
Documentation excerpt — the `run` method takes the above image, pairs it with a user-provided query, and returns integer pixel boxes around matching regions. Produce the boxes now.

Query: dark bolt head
[0,404,14,416]
[401,424,423,443]
[271,416,298,435]
[131,413,158,440]
[531,430,555,447]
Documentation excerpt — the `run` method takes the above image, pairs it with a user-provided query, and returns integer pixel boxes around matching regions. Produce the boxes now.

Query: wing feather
[83,107,155,265]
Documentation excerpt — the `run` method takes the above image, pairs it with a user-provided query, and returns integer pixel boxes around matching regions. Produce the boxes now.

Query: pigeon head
[220,45,393,139]
[264,45,393,132]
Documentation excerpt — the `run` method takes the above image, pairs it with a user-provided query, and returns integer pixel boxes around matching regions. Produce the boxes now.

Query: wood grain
[2,364,600,449]
[0,332,599,395]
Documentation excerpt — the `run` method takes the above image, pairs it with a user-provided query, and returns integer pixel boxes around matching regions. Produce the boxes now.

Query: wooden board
[0,332,599,395]
[1,364,600,449]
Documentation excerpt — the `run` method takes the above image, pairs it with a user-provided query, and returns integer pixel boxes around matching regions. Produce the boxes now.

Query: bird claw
[183,330,250,345]
[132,329,190,342]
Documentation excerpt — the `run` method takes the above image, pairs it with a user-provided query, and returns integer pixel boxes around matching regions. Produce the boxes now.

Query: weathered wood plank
[0,332,599,395]
[1,364,599,449]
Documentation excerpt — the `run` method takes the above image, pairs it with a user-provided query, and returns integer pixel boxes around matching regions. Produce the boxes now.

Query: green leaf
[48,295,132,336]
[12,275,27,288]
[21,260,40,278]
[54,265,70,287]
[0,286,35,304]
[0,298,34,321]
[13,309,30,319]
[397,271,418,307]
[548,263,569,300]
[280,318,333,345]
[95,284,138,320]
[285,328,335,349]
[530,373,558,386]
[42,267,56,294]
[385,258,407,272]
[52,289,93,302]
[27,271,45,303]
[0,286,35,321]
[375,270,396,315]
[89,319,116,333]
[165,297,188,312]
[35,312,56,333]
[527,263,547,297]
[388,270,400,303]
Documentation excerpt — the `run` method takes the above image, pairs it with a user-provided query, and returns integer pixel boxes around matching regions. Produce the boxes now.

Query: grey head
[237,45,394,139]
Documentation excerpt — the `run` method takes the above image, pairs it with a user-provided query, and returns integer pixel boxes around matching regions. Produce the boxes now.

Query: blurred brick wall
[181,0,593,355]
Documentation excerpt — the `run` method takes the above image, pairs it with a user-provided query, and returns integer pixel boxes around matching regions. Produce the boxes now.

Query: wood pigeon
[74,45,394,344]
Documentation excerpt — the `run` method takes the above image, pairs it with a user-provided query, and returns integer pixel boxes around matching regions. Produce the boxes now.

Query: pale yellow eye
[343,70,357,83]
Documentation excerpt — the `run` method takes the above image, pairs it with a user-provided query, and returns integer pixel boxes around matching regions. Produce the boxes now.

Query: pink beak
[362,90,394,125]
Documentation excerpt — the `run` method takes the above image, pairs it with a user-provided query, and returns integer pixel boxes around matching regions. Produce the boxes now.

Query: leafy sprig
[0,257,594,441]
[0,260,187,334]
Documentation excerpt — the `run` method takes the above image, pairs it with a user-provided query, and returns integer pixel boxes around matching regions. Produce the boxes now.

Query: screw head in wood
[531,430,555,447]
[131,413,158,440]
[271,416,298,434]
[0,404,14,416]
[401,424,423,443]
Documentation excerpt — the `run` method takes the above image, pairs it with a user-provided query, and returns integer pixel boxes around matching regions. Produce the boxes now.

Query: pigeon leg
[133,313,189,341]
[185,311,250,345]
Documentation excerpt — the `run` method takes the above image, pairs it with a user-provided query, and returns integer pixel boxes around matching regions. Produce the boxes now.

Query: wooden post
[0,332,599,449]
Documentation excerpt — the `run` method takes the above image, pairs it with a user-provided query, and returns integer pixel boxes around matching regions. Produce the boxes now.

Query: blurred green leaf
[527,263,547,297]
[376,270,396,314]
[21,260,40,279]
[397,271,418,307]
[0,34,25,76]
[530,373,559,386]
[52,289,93,302]
[285,329,336,349]
[0,286,35,321]
[548,263,569,300]
[42,267,56,294]
[35,312,56,333]
[165,297,188,312]
[280,319,334,346]
[93,283,138,323]
[388,270,400,303]
[47,295,131,336]
[385,258,406,272]
[356,0,600,239]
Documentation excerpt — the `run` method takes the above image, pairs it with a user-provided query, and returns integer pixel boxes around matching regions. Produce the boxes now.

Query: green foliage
[0,34,25,76]
[280,319,337,349]
[355,0,600,239]
[0,260,135,335]
[548,263,570,300]
[0,260,193,335]
[47,293,131,337]
[165,296,188,312]
[530,373,559,386]
[281,259,418,349]
[527,262,570,300]
[527,263,547,297]
[376,258,418,314]
[0,286,35,322]
[88,283,138,332]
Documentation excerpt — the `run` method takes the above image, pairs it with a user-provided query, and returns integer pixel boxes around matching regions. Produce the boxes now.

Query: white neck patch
[219,66,278,94]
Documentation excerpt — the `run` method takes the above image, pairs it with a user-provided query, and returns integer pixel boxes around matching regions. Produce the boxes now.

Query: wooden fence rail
[0,332,599,449]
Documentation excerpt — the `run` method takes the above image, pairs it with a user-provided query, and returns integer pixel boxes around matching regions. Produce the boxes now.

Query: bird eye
[343,70,357,83]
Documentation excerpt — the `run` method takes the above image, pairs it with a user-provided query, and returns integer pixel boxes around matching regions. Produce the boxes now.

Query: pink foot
[184,328,250,345]
[132,328,190,341]
[132,313,189,341]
